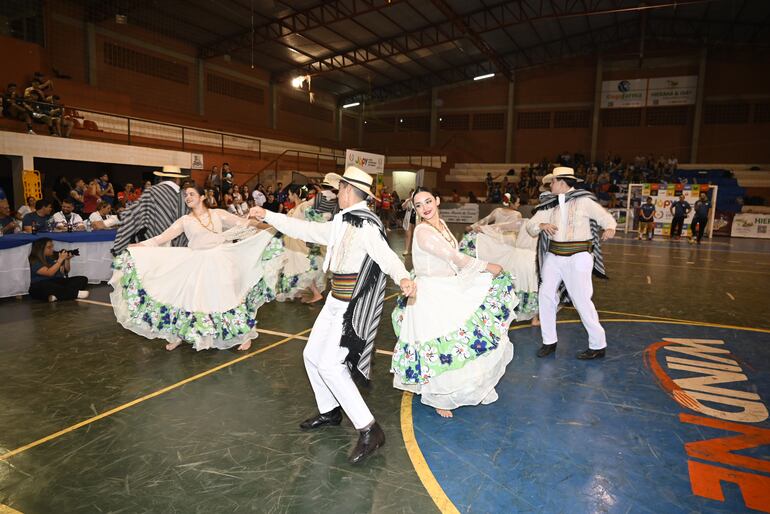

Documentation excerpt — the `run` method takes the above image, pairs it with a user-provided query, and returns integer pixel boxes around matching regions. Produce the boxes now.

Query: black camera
[59,248,80,257]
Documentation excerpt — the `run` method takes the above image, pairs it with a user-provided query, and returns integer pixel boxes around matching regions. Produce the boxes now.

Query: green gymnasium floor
[1,229,769,513]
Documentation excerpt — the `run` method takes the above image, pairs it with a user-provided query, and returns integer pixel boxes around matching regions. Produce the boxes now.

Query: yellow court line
[0,505,24,514]
[564,306,770,330]
[0,328,311,462]
[400,393,461,514]
[402,317,770,514]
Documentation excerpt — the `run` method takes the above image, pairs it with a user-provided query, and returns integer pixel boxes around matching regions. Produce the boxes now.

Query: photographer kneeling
[28,238,89,302]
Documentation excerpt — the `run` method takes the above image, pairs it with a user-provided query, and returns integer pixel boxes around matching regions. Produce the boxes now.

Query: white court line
[726,292,736,301]
[76,298,310,340]
[646,276,652,285]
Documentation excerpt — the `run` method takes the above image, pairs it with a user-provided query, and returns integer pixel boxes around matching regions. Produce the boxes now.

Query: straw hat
[153,165,189,178]
[551,166,582,182]
[321,172,341,189]
[325,166,374,197]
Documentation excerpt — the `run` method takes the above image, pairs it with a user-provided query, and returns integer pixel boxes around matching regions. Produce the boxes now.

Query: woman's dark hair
[184,185,210,208]
[29,238,52,266]
[286,183,309,201]
[411,186,433,200]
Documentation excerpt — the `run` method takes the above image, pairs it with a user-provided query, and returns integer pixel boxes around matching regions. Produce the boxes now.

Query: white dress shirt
[264,201,409,283]
[52,211,84,229]
[526,189,616,241]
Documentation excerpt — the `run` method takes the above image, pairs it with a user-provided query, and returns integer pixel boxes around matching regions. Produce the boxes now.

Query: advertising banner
[601,79,647,108]
[441,203,480,224]
[731,213,770,239]
[345,149,385,175]
[646,76,698,106]
[633,183,707,236]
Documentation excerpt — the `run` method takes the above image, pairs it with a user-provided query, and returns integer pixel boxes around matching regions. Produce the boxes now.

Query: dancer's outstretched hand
[400,278,417,298]
[248,206,266,220]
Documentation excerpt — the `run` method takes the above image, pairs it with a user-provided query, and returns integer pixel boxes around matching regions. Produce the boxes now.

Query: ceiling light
[399,118,404,123]
[288,47,300,54]
[291,76,305,88]
[343,102,360,108]
[473,73,495,81]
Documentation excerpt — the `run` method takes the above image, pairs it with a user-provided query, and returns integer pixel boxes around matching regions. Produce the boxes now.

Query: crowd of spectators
[1,72,74,137]
[473,150,683,207]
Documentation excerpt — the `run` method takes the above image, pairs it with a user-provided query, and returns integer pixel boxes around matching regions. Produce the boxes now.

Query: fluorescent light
[343,102,360,108]
[473,73,495,81]
[288,47,300,54]
[291,76,304,88]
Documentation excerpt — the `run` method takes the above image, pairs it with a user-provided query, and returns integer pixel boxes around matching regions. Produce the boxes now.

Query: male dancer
[249,166,415,464]
[527,167,616,360]
[112,166,188,254]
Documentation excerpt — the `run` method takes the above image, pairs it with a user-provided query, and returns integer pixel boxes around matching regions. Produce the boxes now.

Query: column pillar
[690,47,707,163]
[590,57,604,163]
[504,79,515,162]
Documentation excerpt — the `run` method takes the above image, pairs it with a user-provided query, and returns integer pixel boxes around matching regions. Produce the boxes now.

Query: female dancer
[459,193,540,324]
[110,186,281,352]
[391,188,517,418]
[274,184,328,304]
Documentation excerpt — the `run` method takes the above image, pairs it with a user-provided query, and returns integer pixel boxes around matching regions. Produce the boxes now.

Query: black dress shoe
[348,421,386,464]
[577,348,606,360]
[299,407,343,430]
[536,343,557,358]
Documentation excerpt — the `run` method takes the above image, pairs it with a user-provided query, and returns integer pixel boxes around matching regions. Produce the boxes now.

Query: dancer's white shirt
[526,190,616,241]
[264,200,409,281]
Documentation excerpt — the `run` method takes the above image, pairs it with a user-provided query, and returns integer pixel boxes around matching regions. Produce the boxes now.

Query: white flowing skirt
[110,230,282,351]
[391,272,517,410]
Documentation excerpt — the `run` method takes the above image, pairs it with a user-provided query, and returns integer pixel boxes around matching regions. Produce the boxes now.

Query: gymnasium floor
[1,229,769,513]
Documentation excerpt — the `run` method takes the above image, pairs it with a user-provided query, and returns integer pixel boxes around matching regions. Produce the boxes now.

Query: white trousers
[303,295,375,430]
[538,252,607,350]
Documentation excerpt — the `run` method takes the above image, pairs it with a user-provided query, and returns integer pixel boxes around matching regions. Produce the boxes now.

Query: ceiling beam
[199,0,406,59]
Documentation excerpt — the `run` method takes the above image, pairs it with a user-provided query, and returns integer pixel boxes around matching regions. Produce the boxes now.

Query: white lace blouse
[412,221,487,278]
[140,209,250,250]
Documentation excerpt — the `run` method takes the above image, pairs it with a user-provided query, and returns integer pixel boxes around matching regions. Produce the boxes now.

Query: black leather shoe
[536,343,557,358]
[299,407,343,430]
[577,348,606,360]
[348,422,386,464]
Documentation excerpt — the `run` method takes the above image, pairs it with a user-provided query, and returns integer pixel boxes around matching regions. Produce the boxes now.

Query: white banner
[346,149,385,174]
[731,213,770,239]
[601,79,647,108]
[441,203,480,224]
[647,76,697,106]
[631,184,703,235]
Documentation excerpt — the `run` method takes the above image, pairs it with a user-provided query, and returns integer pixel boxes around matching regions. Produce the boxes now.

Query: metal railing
[69,107,263,157]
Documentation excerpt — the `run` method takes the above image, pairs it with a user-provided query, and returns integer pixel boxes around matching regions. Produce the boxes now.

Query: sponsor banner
[441,203,479,224]
[601,79,647,108]
[608,208,629,229]
[633,183,705,236]
[646,75,698,106]
[731,212,770,239]
[712,211,734,237]
[191,152,204,170]
[345,149,385,175]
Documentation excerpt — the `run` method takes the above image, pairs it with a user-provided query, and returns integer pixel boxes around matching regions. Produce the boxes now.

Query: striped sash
[331,273,358,301]
[339,209,388,382]
[548,240,593,256]
[112,182,187,254]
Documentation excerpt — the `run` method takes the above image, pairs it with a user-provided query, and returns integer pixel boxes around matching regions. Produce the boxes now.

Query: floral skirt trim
[112,251,276,347]
[515,290,539,321]
[458,232,477,257]
[275,244,326,301]
[390,273,515,386]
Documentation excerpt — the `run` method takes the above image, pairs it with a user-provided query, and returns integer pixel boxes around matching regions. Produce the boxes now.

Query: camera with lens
[58,248,80,257]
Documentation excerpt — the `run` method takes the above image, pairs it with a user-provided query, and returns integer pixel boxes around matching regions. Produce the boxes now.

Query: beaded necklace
[423,218,456,248]
[191,209,216,233]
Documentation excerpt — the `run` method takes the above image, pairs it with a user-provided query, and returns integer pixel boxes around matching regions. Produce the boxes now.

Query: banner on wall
[731,213,770,239]
[441,203,480,224]
[646,76,697,106]
[601,79,647,108]
[633,183,706,236]
[712,211,734,237]
[191,153,204,170]
[346,149,384,175]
